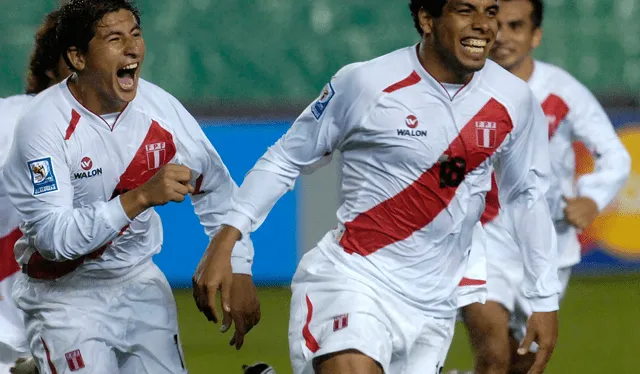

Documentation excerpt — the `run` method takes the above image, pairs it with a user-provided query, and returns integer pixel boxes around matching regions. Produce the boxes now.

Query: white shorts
[288,247,455,374]
[0,272,30,374]
[487,260,571,345]
[12,260,187,374]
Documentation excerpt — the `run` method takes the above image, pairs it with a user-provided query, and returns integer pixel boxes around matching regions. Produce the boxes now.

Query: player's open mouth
[461,38,487,55]
[116,62,139,91]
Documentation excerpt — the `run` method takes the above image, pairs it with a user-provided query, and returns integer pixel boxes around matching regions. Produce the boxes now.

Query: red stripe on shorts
[303,295,320,353]
[41,337,58,374]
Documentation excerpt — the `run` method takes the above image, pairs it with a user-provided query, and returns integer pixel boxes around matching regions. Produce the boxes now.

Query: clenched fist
[121,164,194,219]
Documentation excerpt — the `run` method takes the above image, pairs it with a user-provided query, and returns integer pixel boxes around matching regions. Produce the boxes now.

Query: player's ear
[531,27,543,50]
[66,46,86,71]
[418,8,434,35]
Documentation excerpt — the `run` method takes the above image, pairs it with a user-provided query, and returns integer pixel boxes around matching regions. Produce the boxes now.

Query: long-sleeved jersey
[4,79,253,279]
[0,94,33,350]
[481,61,631,268]
[224,46,561,316]
[0,95,33,283]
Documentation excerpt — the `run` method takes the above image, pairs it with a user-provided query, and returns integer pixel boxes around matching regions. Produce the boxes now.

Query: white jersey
[0,94,33,351]
[4,79,253,280]
[481,61,631,268]
[224,46,561,316]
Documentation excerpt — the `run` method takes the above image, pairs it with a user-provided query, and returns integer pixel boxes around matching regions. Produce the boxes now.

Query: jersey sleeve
[223,64,365,237]
[567,84,631,210]
[165,95,254,274]
[4,112,131,262]
[494,91,561,312]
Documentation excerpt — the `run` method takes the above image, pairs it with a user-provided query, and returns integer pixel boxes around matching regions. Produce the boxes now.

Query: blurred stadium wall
[2,1,639,286]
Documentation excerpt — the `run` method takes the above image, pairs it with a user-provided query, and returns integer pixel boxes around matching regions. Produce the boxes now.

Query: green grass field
[175,274,640,373]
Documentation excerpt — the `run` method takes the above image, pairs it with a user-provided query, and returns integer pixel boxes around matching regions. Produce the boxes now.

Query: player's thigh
[288,290,392,374]
[313,349,383,374]
[401,316,456,374]
[31,335,118,374]
[462,301,511,365]
[288,250,393,374]
[120,264,187,374]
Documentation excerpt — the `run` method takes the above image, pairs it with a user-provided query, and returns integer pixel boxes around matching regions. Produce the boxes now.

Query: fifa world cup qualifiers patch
[28,157,58,195]
[311,82,335,120]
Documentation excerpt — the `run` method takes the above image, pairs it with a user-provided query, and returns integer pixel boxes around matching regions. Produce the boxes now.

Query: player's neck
[509,56,535,82]
[67,75,126,115]
[418,42,473,85]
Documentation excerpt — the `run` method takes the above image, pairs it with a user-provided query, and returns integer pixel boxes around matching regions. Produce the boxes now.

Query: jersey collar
[408,44,484,102]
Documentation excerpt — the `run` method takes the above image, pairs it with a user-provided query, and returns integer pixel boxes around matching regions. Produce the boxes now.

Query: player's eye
[109,36,121,43]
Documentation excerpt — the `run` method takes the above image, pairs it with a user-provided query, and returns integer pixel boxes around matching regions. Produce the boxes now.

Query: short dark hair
[408,0,447,35]
[529,0,544,29]
[57,0,141,71]
[26,10,63,94]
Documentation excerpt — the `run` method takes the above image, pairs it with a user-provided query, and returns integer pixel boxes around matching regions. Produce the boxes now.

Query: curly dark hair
[57,0,141,71]
[25,10,63,94]
[408,0,448,35]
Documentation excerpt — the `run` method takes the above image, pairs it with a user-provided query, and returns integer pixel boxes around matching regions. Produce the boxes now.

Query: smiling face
[420,0,499,80]
[67,9,145,112]
[490,0,542,72]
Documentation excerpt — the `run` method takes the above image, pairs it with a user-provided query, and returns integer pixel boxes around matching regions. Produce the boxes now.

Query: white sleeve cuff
[105,196,133,232]
[223,210,253,238]
[231,256,253,275]
[230,237,254,275]
[528,294,560,313]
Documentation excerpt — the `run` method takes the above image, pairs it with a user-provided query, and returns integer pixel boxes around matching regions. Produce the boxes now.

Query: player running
[456,1,631,373]
[194,1,561,373]
[0,9,71,374]
[4,1,258,373]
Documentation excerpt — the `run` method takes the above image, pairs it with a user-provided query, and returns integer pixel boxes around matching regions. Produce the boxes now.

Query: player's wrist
[120,188,150,220]
[529,294,560,313]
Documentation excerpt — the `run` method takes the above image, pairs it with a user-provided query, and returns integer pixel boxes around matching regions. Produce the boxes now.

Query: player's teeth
[123,63,138,70]
[464,46,484,54]
[462,39,486,47]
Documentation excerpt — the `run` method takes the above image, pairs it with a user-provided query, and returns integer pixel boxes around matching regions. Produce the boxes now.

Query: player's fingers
[220,277,232,317]
[518,327,536,356]
[232,314,248,350]
[206,285,220,324]
[221,308,232,333]
[527,348,552,374]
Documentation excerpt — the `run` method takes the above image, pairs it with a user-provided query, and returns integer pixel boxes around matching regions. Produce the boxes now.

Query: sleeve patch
[28,157,58,195]
[311,82,335,120]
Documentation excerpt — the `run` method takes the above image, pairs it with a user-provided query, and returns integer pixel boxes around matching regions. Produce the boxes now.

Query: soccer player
[457,1,631,373]
[4,1,258,373]
[0,9,71,374]
[194,1,561,373]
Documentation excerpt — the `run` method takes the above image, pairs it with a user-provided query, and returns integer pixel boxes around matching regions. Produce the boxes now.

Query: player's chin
[460,58,487,73]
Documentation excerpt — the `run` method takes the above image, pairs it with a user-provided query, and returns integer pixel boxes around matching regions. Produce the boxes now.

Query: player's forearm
[223,166,294,237]
[506,197,561,312]
[27,198,131,261]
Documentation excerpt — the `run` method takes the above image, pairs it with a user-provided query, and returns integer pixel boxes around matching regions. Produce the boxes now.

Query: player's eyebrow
[102,25,141,39]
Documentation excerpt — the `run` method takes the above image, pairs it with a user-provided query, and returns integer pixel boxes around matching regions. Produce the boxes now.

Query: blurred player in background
[4,0,258,373]
[194,1,561,373]
[453,1,631,373]
[0,9,71,374]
